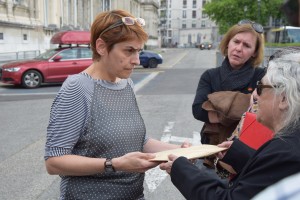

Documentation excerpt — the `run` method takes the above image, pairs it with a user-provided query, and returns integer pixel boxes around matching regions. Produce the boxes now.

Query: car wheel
[142,65,149,68]
[22,70,42,88]
[148,58,158,68]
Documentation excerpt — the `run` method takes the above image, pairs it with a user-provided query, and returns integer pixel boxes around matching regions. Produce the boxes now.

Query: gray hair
[265,48,300,129]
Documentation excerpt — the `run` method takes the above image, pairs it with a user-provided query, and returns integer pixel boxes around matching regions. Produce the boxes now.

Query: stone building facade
[0,0,159,54]
[158,0,219,48]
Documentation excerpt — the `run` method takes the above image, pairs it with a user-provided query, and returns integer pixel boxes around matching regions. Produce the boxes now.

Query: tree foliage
[204,0,285,34]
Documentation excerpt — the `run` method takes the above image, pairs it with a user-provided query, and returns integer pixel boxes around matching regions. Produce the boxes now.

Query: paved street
[0,48,217,200]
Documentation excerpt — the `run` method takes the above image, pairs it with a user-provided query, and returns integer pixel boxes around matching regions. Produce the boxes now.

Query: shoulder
[258,134,300,161]
[55,73,94,103]
[254,67,265,79]
[63,73,92,88]
[62,73,93,92]
[206,67,221,74]
[201,67,221,79]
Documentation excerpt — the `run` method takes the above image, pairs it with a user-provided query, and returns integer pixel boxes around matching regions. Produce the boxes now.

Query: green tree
[204,0,284,34]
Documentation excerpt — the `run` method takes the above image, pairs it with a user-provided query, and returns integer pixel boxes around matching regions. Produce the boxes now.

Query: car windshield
[35,49,60,60]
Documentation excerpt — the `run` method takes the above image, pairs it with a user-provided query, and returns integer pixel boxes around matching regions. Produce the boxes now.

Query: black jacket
[170,123,300,200]
[192,59,265,123]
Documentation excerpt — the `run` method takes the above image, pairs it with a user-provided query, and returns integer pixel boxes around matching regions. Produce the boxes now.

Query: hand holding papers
[151,144,227,161]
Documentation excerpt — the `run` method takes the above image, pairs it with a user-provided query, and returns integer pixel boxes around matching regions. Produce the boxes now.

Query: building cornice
[0,20,36,29]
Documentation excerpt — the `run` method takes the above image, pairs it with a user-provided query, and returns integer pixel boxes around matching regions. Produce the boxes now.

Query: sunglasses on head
[256,81,280,96]
[238,19,264,33]
[99,17,145,38]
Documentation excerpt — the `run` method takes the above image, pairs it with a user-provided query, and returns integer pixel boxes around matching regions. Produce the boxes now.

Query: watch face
[105,159,115,172]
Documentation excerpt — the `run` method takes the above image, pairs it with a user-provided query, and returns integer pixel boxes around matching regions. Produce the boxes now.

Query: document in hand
[150,145,227,161]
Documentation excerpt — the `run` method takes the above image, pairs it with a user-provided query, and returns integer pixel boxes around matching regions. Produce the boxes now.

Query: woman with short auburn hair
[45,9,187,200]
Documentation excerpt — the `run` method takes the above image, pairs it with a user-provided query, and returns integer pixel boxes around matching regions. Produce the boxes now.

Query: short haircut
[90,9,148,61]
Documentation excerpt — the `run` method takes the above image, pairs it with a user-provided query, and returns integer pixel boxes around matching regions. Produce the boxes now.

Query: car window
[58,49,79,60]
[36,49,59,60]
[80,48,92,58]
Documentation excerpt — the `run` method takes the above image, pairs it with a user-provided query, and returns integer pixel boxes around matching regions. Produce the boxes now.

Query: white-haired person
[160,47,300,199]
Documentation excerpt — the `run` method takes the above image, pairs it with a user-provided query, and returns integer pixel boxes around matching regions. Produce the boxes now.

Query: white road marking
[163,121,175,132]
[134,71,160,92]
[145,122,202,192]
[145,166,168,192]
[193,131,201,145]
[164,50,188,69]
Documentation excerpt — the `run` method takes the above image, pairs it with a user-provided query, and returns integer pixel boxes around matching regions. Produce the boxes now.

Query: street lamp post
[257,0,261,23]
[244,6,247,18]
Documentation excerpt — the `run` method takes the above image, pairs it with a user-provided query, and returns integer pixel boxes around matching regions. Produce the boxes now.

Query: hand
[159,154,179,174]
[180,140,191,148]
[113,152,159,173]
[216,141,233,159]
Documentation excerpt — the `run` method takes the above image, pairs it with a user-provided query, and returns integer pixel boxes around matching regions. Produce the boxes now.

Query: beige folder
[150,144,227,161]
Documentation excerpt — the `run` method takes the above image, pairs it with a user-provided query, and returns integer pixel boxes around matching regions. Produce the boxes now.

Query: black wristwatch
[104,158,115,172]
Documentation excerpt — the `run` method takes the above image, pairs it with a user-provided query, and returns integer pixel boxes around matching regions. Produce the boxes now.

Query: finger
[168,154,178,161]
[142,153,156,160]
[217,152,224,159]
[159,163,167,170]
[181,140,191,148]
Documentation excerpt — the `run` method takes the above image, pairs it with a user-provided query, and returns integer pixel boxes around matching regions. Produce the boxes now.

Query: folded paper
[150,145,227,161]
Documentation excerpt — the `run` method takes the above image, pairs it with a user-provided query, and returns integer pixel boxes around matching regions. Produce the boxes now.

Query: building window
[168,30,172,37]
[183,0,187,8]
[193,0,197,8]
[192,21,196,28]
[23,34,27,41]
[182,10,186,18]
[201,21,206,28]
[202,11,208,18]
[182,21,186,29]
[192,10,196,18]
[161,10,166,18]
[203,0,207,6]
[0,33,3,40]
[103,0,110,11]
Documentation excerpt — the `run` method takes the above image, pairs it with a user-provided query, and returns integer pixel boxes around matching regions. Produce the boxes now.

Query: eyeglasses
[256,81,279,96]
[99,17,145,38]
[238,19,264,33]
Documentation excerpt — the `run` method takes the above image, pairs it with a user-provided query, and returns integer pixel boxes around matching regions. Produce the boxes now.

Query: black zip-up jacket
[192,60,265,123]
[170,122,300,200]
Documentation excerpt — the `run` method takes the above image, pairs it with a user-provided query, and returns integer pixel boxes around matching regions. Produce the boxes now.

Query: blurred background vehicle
[199,42,212,50]
[0,31,92,88]
[0,31,163,88]
[267,26,300,44]
[139,50,163,68]
[0,46,92,88]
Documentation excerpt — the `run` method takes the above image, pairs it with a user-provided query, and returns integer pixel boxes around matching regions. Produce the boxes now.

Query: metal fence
[0,50,40,65]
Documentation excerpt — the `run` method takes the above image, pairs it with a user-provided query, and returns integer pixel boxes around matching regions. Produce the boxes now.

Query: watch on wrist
[104,158,115,172]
